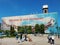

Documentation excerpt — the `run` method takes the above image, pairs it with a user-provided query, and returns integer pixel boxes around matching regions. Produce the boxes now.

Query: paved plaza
[0,34,60,45]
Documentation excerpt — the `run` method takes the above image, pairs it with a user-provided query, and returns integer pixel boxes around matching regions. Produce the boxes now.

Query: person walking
[20,33,23,43]
[27,34,32,42]
[24,34,27,41]
[47,35,52,43]
[16,34,19,40]
[51,35,55,45]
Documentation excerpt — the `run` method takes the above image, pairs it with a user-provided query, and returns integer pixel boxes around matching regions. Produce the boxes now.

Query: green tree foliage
[35,24,40,33]
[17,26,32,34]
[10,25,16,36]
[18,26,24,33]
[28,26,32,30]
[35,24,45,34]
[0,30,3,33]
[40,24,45,34]
[17,24,45,34]
[5,30,10,37]
[27,26,32,34]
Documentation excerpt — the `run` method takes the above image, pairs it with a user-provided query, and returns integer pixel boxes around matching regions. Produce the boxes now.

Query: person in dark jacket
[20,33,23,42]
[24,34,27,41]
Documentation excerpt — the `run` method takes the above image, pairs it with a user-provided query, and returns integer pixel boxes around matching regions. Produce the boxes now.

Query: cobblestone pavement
[0,34,60,45]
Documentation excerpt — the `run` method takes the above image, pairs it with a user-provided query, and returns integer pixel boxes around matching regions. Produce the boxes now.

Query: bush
[18,29,24,33]
[0,30,3,33]
[4,30,10,37]
[27,30,32,34]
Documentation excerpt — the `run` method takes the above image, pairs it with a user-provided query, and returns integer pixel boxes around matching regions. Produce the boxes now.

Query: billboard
[2,12,58,33]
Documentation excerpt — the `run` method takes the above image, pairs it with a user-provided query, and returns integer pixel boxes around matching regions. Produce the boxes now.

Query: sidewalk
[0,34,60,45]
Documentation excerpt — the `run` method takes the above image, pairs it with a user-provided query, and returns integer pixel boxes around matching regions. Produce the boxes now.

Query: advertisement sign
[9,12,57,26]
[2,12,58,33]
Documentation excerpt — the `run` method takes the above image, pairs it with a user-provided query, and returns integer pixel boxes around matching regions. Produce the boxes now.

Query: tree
[10,25,15,36]
[35,24,40,33]
[27,26,32,34]
[5,30,10,37]
[0,30,3,33]
[18,26,21,31]
[40,24,45,34]
[18,26,24,33]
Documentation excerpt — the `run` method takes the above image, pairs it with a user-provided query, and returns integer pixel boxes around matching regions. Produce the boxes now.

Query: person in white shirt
[51,35,55,45]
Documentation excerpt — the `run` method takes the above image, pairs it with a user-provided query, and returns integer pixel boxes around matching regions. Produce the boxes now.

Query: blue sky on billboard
[0,0,60,26]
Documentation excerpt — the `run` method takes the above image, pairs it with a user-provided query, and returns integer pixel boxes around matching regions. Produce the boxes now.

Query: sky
[0,0,60,26]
